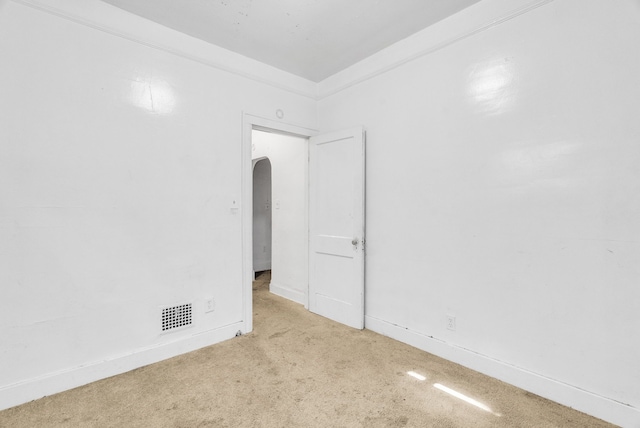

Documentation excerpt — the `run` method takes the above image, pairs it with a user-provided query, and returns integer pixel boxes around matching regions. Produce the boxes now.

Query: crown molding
[9,0,318,100]
[9,0,557,103]
[317,0,555,100]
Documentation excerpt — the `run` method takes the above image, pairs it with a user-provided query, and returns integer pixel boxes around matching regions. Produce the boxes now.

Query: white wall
[252,159,272,272]
[252,130,308,305]
[2,0,639,425]
[0,0,316,410]
[318,0,640,426]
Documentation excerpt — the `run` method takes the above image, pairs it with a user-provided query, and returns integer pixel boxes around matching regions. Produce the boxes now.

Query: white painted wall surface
[252,159,272,272]
[252,130,308,305]
[2,0,639,425]
[318,0,640,426]
[0,0,316,410]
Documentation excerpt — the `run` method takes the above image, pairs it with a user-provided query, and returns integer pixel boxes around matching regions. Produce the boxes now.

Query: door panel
[309,127,365,329]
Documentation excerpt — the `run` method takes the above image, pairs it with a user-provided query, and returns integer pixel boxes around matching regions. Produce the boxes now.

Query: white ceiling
[101,0,482,82]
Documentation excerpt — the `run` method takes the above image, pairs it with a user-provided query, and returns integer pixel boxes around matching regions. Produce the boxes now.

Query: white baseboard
[0,322,243,412]
[253,263,271,273]
[270,281,305,305]
[365,315,639,428]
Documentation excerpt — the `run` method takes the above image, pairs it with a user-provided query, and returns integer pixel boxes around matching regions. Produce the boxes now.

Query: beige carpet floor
[0,271,615,427]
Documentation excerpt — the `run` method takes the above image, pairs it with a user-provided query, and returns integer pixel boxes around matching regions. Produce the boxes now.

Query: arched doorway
[252,157,272,275]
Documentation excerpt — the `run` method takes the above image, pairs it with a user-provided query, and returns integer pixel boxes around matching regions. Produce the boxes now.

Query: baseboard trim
[270,281,305,305]
[0,321,243,412]
[253,264,271,274]
[365,315,639,428]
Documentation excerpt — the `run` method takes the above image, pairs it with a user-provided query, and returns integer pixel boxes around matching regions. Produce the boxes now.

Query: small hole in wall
[161,303,192,332]
[276,109,284,119]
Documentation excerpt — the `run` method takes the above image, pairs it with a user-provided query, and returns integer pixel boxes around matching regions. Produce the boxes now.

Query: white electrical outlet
[446,315,456,331]
[205,298,215,313]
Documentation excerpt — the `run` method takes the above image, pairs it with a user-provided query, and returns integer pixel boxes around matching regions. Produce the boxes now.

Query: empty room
[1,0,638,426]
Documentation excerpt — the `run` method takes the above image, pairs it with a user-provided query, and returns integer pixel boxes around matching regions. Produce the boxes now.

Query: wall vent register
[161,303,192,332]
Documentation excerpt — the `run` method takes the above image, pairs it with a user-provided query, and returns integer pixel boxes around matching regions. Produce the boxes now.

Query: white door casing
[242,114,317,334]
[308,127,365,329]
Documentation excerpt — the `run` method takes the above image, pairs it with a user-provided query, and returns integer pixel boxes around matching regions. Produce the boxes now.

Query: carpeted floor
[0,271,615,427]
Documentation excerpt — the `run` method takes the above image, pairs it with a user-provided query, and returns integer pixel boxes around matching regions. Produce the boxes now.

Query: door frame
[241,113,318,334]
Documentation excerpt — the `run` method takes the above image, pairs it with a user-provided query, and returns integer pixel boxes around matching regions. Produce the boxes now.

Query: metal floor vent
[161,303,192,332]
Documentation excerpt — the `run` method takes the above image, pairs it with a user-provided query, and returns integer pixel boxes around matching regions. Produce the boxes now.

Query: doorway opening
[242,114,317,334]
[251,128,309,304]
[242,114,366,333]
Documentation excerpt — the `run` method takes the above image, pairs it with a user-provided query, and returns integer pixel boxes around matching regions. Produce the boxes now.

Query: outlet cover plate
[446,315,456,331]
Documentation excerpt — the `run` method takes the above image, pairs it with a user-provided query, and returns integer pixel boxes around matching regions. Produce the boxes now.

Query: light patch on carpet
[434,383,501,416]
[407,371,426,381]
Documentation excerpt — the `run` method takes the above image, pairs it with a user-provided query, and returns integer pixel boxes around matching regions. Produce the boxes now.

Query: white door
[308,127,365,329]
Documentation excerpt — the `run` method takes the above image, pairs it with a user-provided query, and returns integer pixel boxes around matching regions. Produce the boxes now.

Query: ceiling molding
[10,0,318,100]
[11,0,554,103]
[100,0,484,82]
[317,0,555,100]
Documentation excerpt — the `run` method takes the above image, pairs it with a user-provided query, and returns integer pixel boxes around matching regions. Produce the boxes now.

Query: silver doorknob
[351,238,359,246]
